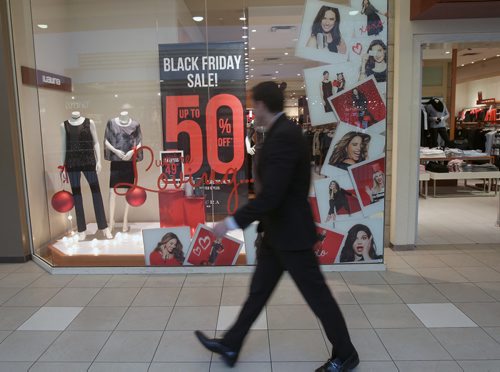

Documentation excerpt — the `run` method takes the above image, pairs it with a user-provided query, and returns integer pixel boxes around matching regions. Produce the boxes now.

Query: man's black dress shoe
[194,330,238,367]
[315,350,359,372]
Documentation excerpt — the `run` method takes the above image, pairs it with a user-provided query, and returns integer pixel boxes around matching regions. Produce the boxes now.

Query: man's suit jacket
[233,114,317,252]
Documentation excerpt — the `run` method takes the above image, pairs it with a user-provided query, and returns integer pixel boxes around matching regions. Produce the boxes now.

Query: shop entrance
[417,42,500,245]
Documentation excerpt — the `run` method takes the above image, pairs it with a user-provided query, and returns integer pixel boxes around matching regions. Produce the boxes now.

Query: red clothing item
[149,250,182,266]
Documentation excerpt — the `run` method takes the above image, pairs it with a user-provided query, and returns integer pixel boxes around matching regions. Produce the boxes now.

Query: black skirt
[110,161,135,188]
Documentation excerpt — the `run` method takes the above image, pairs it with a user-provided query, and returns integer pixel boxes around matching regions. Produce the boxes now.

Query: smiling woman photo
[339,224,381,262]
[328,131,371,170]
[359,39,387,82]
[306,5,346,54]
[149,232,184,266]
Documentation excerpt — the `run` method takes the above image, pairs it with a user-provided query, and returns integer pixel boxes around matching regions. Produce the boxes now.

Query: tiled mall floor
[418,194,500,245]
[1,245,500,371]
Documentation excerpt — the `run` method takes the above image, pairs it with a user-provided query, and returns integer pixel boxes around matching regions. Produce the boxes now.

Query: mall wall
[392,1,500,247]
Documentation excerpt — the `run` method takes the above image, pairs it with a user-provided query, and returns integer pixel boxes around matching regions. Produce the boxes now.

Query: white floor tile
[217,306,267,331]
[407,303,477,328]
[17,307,83,331]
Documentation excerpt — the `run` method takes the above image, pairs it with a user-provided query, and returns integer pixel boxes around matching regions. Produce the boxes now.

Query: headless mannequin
[104,111,142,232]
[61,111,112,240]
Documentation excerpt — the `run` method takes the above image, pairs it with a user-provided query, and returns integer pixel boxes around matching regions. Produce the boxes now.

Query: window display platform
[47,223,247,267]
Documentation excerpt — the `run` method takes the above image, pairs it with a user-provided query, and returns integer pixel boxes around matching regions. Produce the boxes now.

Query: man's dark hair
[252,81,284,113]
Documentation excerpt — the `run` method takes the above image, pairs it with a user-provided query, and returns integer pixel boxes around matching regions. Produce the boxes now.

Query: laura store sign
[21,66,72,92]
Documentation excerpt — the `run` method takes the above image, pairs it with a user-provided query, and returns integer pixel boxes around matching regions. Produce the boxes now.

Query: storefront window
[11,0,388,269]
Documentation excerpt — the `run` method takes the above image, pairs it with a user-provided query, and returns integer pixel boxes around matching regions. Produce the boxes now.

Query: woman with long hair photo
[359,39,387,83]
[328,131,371,170]
[306,6,346,54]
[325,180,353,222]
[149,232,184,266]
[361,0,387,36]
[339,224,382,262]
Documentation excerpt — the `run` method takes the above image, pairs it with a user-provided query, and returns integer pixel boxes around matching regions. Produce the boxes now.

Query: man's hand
[213,221,229,238]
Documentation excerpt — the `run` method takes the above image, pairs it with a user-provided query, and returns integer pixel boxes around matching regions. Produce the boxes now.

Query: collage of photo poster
[298,0,388,265]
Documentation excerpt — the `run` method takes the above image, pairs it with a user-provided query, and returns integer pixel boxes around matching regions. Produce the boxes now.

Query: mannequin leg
[109,190,116,232]
[437,127,453,148]
[122,200,130,232]
[430,128,439,148]
[68,170,87,240]
[83,170,112,239]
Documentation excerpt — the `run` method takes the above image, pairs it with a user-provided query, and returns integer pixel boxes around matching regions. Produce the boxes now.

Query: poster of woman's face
[320,122,385,179]
[303,64,359,126]
[295,1,353,64]
[328,77,386,134]
[313,175,362,227]
[348,155,385,216]
[314,225,346,265]
[142,227,191,266]
[334,217,383,264]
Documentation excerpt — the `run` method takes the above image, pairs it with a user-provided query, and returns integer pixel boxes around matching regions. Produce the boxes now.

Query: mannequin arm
[89,120,102,173]
[105,140,126,159]
[122,142,142,161]
[245,136,255,155]
[60,123,66,165]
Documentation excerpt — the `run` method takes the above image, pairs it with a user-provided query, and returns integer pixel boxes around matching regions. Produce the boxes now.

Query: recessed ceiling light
[251,29,257,33]
[192,16,204,22]
[114,94,118,98]
[497,54,500,57]
[251,47,255,50]
[251,59,255,62]
[445,51,450,54]
[37,24,48,29]
[272,77,277,80]
[250,75,254,78]
[242,35,248,39]
[297,73,301,76]
[483,58,487,60]
[461,64,464,67]
[245,52,248,56]
[239,16,246,21]
[275,71,279,73]
[250,68,254,71]
[244,41,248,45]
[471,61,475,64]
[71,96,75,100]
[242,26,248,30]
[157,92,161,96]
[284,52,289,55]
[348,10,359,16]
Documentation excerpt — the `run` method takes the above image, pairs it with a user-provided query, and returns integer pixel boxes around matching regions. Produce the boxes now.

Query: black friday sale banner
[159,42,248,216]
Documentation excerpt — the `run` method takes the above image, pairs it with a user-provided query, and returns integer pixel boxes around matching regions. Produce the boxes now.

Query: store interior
[418,42,500,245]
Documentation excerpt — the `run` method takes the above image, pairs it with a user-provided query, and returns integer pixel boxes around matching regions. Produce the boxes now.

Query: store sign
[21,66,72,92]
[158,42,247,214]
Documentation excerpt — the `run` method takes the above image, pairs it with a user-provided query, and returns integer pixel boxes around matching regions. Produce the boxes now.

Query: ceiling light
[275,71,279,73]
[114,94,118,98]
[245,52,248,56]
[251,47,255,50]
[496,54,500,57]
[192,16,204,22]
[239,16,246,21]
[71,96,75,100]
[483,58,487,60]
[272,77,277,80]
[251,29,257,33]
[242,35,248,39]
[242,26,248,30]
[297,73,301,76]
[244,41,248,45]
[250,75,254,77]
[461,64,464,67]
[251,59,255,62]
[284,52,289,55]
[250,68,254,71]
[445,51,450,54]
[349,10,359,16]
[157,92,161,96]
[37,24,48,29]
[471,61,475,64]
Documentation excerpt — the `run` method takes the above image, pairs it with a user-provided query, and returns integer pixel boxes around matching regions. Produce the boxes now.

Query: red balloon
[126,187,147,207]
[51,190,74,213]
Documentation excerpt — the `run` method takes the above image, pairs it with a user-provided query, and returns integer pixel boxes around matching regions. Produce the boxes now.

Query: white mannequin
[104,111,142,232]
[61,111,113,240]
[245,136,255,155]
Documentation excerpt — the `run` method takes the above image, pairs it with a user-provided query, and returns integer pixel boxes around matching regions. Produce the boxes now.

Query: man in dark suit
[195,81,359,372]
